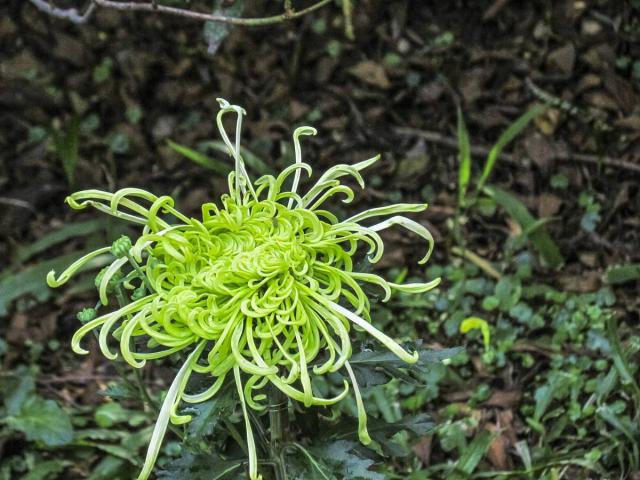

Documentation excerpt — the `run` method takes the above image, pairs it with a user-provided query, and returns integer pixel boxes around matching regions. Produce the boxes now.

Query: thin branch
[93,0,333,26]
[0,197,36,211]
[395,126,640,174]
[28,0,96,24]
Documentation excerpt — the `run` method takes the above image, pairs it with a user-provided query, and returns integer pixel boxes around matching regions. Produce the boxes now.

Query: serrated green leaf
[313,441,384,480]
[334,414,434,445]
[8,397,73,446]
[349,346,463,369]
[157,453,244,480]
[184,386,236,442]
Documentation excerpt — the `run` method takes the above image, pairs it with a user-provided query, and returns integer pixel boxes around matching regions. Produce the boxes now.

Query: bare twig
[0,197,36,212]
[28,0,96,24]
[395,127,640,174]
[92,0,332,26]
[37,373,115,384]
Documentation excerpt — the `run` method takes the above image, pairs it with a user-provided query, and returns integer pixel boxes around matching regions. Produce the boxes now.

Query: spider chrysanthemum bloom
[47,99,440,480]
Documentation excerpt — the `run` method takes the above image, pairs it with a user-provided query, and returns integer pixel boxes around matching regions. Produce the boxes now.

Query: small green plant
[454,105,564,269]
[47,99,448,479]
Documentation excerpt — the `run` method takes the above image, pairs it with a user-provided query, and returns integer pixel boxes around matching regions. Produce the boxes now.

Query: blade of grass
[450,429,496,479]
[201,140,274,176]
[16,219,107,263]
[476,104,545,193]
[456,107,472,208]
[483,185,563,269]
[52,117,80,186]
[606,316,640,411]
[166,140,230,175]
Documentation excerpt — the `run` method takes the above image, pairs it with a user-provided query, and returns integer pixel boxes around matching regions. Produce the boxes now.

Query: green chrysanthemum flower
[47,99,440,480]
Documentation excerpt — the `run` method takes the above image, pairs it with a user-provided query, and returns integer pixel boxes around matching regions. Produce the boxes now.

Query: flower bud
[94,267,124,292]
[111,235,132,258]
[77,308,97,322]
[131,285,146,301]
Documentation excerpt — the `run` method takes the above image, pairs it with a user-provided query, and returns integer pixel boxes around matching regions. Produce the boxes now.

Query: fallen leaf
[497,410,517,445]
[614,116,640,131]
[348,61,391,89]
[546,43,576,76]
[579,253,597,268]
[485,423,509,469]
[534,108,561,135]
[603,72,637,114]
[584,91,620,112]
[6,313,28,344]
[576,73,601,94]
[581,44,616,71]
[412,435,432,466]
[538,193,563,218]
[524,133,558,171]
[558,271,600,293]
[485,390,522,408]
[483,0,510,20]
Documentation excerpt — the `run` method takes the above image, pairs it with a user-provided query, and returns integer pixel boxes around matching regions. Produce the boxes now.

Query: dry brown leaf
[412,435,433,466]
[538,193,563,218]
[524,133,558,171]
[546,43,576,76]
[485,390,522,408]
[348,61,391,89]
[558,271,601,293]
[485,423,509,469]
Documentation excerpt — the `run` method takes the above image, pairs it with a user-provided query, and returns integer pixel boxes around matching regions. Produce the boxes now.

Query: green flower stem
[268,386,288,480]
[126,252,154,293]
[222,418,249,457]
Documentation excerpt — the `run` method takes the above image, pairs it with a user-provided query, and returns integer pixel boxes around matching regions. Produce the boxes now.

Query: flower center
[143,197,337,337]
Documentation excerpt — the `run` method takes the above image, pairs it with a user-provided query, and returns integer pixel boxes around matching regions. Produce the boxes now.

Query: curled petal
[71,296,154,355]
[288,126,317,209]
[98,257,128,306]
[47,247,111,288]
[369,215,435,264]
[233,366,260,480]
[136,345,203,480]
[345,360,371,444]
[326,299,418,364]
[345,203,428,224]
